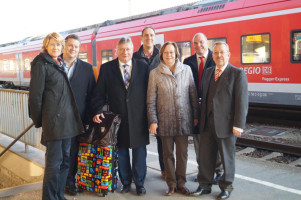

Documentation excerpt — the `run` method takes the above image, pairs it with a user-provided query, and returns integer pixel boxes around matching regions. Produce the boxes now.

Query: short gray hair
[192,33,207,42]
[213,41,230,52]
[117,37,133,49]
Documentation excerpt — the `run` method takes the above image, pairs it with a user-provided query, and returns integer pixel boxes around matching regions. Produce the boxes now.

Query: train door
[15,53,23,87]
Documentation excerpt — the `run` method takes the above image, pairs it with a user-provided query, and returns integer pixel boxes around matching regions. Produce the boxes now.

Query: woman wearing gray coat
[147,42,199,196]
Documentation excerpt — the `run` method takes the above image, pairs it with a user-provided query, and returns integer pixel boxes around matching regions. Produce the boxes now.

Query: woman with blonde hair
[29,32,84,200]
[147,41,199,196]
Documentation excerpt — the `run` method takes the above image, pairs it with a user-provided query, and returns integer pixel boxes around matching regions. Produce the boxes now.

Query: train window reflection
[101,50,113,64]
[24,59,31,70]
[291,30,301,63]
[176,41,191,63]
[208,37,227,51]
[241,33,270,64]
[9,60,14,70]
[79,52,88,62]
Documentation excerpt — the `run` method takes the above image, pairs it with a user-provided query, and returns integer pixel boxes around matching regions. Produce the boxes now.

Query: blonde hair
[42,32,64,53]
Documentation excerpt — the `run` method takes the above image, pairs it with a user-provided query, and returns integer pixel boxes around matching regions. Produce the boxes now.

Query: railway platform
[0,133,301,200]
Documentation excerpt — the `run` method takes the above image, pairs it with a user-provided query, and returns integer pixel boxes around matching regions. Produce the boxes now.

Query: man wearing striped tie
[91,37,149,196]
[192,41,248,200]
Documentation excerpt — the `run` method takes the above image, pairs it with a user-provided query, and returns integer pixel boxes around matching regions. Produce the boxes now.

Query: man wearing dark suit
[91,37,149,196]
[62,34,96,196]
[184,33,223,183]
[192,41,248,200]
[133,27,166,179]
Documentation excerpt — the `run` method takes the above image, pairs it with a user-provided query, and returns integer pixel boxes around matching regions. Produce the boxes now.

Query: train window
[24,59,31,70]
[241,33,271,64]
[176,41,191,62]
[208,37,227,51]
[101,50,113,64]
[9,60,14,70]
[291,30,301,63]
[3,60,8,71]
[78,52,88,62]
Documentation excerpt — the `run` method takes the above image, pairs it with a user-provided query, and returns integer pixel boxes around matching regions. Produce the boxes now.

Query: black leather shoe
[190,186,211,196]
[136,186,146,195]
[64,185,78,196]
[213,174,222,185]
[217,190,231,199]
[120,184,131,193]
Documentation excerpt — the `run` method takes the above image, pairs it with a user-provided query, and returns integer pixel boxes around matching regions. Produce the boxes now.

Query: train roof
[95,0,300,40]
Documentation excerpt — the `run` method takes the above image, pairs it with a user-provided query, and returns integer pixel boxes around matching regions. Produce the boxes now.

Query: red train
[0,0,301,108]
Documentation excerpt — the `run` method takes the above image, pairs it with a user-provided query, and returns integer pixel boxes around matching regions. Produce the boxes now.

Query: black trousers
[156,135,165,171]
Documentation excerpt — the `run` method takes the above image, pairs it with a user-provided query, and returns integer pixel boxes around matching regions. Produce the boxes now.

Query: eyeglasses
[213,51,228,55]
[163,51,175,55]
[118,48,132,53]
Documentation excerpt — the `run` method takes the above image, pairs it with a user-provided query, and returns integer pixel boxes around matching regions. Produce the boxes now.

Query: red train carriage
[0,0,301,108]
[0,29,95,88]
[95,0,301,107]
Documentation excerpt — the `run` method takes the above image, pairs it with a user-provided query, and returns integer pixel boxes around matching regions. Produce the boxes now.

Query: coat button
[57,114,60,117]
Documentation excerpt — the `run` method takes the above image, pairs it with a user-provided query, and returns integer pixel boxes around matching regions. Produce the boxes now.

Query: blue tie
[123,64,130,89]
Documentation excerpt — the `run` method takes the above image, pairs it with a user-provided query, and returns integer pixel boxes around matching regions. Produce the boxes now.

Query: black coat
[29,53,84,141]
[91,58,149,148]
[184,49,215,96]
[133,45,160,71]
[68,58,96,125]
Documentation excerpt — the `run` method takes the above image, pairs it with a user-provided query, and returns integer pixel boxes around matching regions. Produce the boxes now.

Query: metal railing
[0,89,45,151]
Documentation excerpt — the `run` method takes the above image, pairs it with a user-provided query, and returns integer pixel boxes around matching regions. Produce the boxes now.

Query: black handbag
[78,111,121,146]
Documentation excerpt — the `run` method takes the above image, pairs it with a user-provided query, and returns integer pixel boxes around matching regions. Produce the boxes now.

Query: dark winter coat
[133,45,160,71]
[29,53,84,141]
[90,58,149,148]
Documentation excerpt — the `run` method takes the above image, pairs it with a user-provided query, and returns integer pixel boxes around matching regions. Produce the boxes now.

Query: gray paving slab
[0,134,301,200]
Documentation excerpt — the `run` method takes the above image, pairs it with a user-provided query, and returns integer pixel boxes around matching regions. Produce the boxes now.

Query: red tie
[198,56,204,90]
[215,69,221,82]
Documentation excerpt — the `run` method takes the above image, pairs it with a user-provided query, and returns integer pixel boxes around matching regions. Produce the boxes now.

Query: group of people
[28,26,248,200]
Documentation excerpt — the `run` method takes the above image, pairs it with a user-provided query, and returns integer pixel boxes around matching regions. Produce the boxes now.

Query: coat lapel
[192,54,198,71]
[204,50,213,69]
[112,59,127,90]
[202,66,215,98]
[127,58,139,94]
[69,59,79,82]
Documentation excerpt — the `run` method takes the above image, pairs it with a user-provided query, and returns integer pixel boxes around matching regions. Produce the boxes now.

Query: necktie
[123,64,130,89]
[215,68,221,82]
[198,56,204,90]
